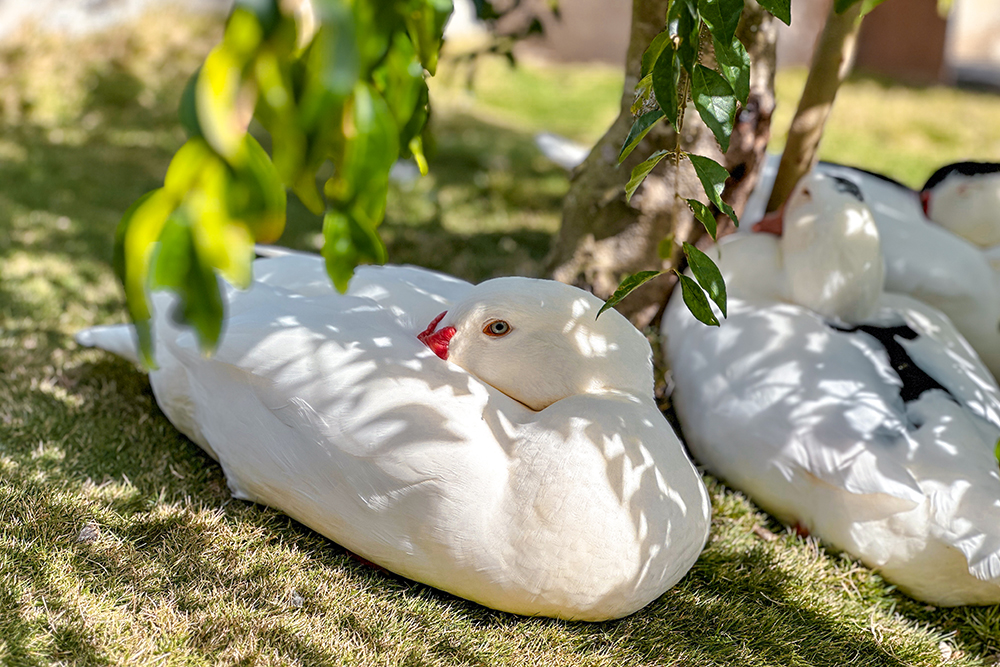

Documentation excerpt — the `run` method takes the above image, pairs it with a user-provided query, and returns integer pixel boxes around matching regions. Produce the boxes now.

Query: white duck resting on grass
[663,172,1000,605]
[745,156,1000,382]
[76,252,711,621]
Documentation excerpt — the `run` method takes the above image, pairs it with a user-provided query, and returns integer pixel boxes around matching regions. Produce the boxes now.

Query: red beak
[752,207,784,236]
[920,190,931,218]
[417,311,456,360]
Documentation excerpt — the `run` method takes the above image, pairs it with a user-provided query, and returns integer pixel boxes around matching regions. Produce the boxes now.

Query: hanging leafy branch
[601,0,886,326]
[116,0,452,366]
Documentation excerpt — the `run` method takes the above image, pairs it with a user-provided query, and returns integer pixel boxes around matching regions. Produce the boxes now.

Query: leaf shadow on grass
[3,32,998,663]
[5,371,993,667]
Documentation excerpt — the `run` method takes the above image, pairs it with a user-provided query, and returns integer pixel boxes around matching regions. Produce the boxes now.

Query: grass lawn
[2,10,1000,666]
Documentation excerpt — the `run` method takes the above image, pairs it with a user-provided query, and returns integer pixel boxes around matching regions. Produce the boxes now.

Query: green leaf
[713,34,750,104]
[321,209,388,292]
[233,0,281,36]
[834,0,861,12]
[373,31,425,131]
[631,74,655,116]
[230,134,287,244]
[149,209,231,353]
[596,271,662,318]
[667,0,700,75]
[995,436,1000,463]
[398,83,430,163]
[686,198,718,239]
[298,0,358,130]
[641,30,672,79]
[326,84,399,207]
[404,0,453,75]
[692,64,736,153]
[625,150,671,203]
[178,68,203,139]
[173,205,237,354]
[676,271,720,326]
[688,153,738,225]
[683,242,727,317]
[151,215,194,290]
[196,8,261,159]
[619,109,665,163]
[253,48,306,187]
[113,190,158,286]
[698,0,744,46]
[756,0,790,24]
[118,188,178,367]
[651,45,680,129]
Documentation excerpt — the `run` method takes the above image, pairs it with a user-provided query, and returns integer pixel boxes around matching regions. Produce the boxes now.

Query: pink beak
[417,311,456,360]
[920,190,931,218]
[752,207,784,236]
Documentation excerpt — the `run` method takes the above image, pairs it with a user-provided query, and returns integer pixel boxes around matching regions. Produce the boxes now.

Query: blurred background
[1,0,999,293]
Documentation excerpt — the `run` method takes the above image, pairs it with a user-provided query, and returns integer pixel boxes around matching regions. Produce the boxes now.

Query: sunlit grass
[772,67,1000,188]
[1,9,999,667]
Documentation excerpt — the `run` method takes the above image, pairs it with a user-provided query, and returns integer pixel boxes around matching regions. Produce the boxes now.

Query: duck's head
[417,278,653,411]
[921,162,1000,248]
[754,172,884,324]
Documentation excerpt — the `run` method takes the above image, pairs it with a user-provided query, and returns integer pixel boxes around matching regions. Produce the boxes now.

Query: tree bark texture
[766,1,862,212]
[547,0,778,328]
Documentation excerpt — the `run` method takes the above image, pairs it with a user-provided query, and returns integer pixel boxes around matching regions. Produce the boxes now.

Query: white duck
[921,162,1000,263]
[745,155,1000,381]
[76,252,710,621]
[663,172,1000,606]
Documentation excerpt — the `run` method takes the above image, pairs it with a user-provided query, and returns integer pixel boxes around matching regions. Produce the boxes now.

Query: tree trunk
[766,1,862,212]
[547,0,778,328]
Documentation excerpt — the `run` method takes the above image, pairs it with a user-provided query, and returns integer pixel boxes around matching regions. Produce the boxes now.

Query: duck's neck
[782,205,885,324]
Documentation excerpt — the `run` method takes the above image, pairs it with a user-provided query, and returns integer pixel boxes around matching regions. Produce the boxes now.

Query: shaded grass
[1,10,1000,667]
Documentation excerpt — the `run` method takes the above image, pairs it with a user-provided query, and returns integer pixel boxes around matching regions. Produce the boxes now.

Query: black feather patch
[829,323,956,404]
[829,176,865,202]
[922,161,1000,192]
[819,161,910,191]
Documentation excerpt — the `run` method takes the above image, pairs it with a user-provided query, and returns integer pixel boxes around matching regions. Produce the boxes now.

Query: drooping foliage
[116,0,451,365]
[604,0,886,326]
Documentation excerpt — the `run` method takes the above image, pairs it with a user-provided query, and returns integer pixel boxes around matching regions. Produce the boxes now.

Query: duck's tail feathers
[75,324,141,365]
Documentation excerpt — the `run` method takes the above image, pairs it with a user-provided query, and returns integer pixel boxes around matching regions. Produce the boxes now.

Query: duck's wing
[666,291,1000,587]
[868,293,1000,430]
[864,295,1000,584]
[251,254,473,331]
[345,264,474,331]
[155,278,515,571]
[664,294,926,516]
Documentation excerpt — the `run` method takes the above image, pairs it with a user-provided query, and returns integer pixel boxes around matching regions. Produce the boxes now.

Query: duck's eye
[484,320,512,337]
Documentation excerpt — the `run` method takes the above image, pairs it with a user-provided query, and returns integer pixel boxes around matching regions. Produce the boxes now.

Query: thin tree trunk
[766,1,863,212]
[547,0,777,328]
